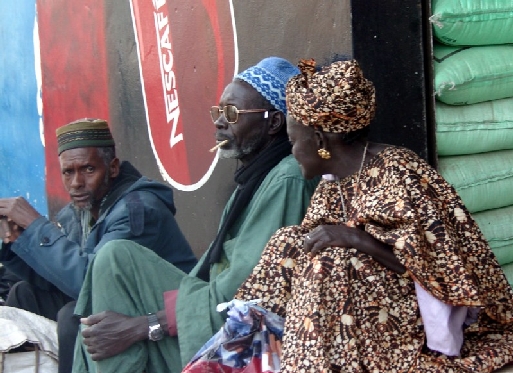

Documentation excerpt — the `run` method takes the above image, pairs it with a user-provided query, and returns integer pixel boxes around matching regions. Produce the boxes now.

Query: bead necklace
[337,141,369,223]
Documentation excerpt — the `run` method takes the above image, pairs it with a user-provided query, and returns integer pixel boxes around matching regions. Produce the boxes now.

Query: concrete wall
[0,0,353,257]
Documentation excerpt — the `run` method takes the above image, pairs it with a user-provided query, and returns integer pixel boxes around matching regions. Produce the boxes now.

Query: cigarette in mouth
[209,140,229,152]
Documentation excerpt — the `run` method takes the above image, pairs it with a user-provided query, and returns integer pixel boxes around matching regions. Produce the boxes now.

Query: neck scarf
[196,136,291,281]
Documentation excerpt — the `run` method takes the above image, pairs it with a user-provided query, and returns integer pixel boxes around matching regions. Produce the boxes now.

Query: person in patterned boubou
[236,58,513,373]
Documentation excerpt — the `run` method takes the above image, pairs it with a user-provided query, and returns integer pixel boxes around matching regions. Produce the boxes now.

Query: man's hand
[80,311,148,361]
[0,197,41,232]
[0,217,24,244]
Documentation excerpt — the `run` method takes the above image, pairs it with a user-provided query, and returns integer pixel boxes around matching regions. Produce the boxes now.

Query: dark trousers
[5,281,79,373]
[57,300,79,373]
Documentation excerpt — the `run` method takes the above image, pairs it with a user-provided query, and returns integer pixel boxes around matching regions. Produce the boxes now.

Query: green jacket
[176,154,318,365]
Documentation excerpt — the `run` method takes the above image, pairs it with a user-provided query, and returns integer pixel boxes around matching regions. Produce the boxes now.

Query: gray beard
[218,148,244,159]
[218,137,263,160]
[78,208,93,247]
[73,201,93,213]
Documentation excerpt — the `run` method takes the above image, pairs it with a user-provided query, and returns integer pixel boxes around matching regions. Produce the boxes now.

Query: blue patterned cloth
[183,299,284,372]
[235,57,299,116]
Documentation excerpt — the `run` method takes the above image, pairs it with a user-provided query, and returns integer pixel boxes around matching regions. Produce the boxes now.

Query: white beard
[218,148,244,159]
[218,136,264,160]
[78,208,93,246]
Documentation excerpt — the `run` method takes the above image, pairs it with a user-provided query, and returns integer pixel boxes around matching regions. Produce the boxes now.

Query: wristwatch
[147,313,164,341]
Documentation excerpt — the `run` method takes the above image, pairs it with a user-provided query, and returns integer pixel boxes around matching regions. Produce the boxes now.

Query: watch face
[149,325,164,341]
[147,313,163,341]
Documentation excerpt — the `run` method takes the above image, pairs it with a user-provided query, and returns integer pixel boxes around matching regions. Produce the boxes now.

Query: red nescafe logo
[130,0,236,190]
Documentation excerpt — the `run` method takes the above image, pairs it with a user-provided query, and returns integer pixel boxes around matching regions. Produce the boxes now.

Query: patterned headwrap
[56,118,115,155]
[286,59,376,133]
[235,57,300,116]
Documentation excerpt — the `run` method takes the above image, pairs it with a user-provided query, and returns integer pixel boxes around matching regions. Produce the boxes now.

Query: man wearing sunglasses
[71,57,319,373]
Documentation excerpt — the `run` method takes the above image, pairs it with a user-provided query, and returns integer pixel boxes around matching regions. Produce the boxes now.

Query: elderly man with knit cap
[0,119,197,373]
[70,57,318,373]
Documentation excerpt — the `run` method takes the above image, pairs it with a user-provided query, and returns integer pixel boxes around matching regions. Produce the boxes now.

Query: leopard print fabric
[236,146,513,372]
[285,59,375,133]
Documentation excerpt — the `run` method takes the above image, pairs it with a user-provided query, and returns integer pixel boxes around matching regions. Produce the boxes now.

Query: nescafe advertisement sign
[130,0,236,190]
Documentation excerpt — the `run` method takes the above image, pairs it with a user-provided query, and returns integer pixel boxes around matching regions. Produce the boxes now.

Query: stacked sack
[430,0,513,285]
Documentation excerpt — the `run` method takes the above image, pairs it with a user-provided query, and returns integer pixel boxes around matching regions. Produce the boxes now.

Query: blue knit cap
[235,57,300,116]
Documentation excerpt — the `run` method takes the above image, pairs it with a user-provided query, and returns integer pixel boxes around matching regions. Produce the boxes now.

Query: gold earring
[318,148,331,160]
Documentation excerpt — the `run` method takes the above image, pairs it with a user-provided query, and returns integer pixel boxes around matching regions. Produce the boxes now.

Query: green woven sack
[438,149,513,213]
[436,97,513,156]
[434,44,513,105]
[472,205,513,266]
[431,0,513,46]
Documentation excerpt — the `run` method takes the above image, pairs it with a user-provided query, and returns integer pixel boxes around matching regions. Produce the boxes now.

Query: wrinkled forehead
[58,147,102,166]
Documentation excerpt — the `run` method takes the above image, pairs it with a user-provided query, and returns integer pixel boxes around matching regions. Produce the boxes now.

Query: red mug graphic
[130,0,237,190]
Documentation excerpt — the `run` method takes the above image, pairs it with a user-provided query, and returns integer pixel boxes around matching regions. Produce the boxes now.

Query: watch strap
[147,313,159,326]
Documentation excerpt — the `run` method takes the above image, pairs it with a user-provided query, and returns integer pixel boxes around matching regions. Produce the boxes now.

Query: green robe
[72,155,318,373]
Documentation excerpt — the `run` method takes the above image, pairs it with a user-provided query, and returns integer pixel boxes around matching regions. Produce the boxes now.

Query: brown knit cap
[56,118,115,155]
[286,59,376,133]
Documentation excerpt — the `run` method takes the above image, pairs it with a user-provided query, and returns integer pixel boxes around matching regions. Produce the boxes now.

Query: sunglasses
[210,105,268,124]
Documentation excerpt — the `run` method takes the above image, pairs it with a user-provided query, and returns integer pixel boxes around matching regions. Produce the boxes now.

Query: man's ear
[109,158,120,179]
[268,110,285,135]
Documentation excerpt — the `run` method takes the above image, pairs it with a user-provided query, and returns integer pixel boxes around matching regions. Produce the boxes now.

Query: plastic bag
[0,307,58,373]
[182,299,284,373]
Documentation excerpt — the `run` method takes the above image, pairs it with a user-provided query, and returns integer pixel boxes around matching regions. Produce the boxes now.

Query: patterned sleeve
[363,148,513,323]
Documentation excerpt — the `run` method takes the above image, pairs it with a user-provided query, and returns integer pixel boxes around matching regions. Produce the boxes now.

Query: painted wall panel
[2,0,433,259]
[37,0,110,215]
[0,0,47,215]
[129,0,236,190]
